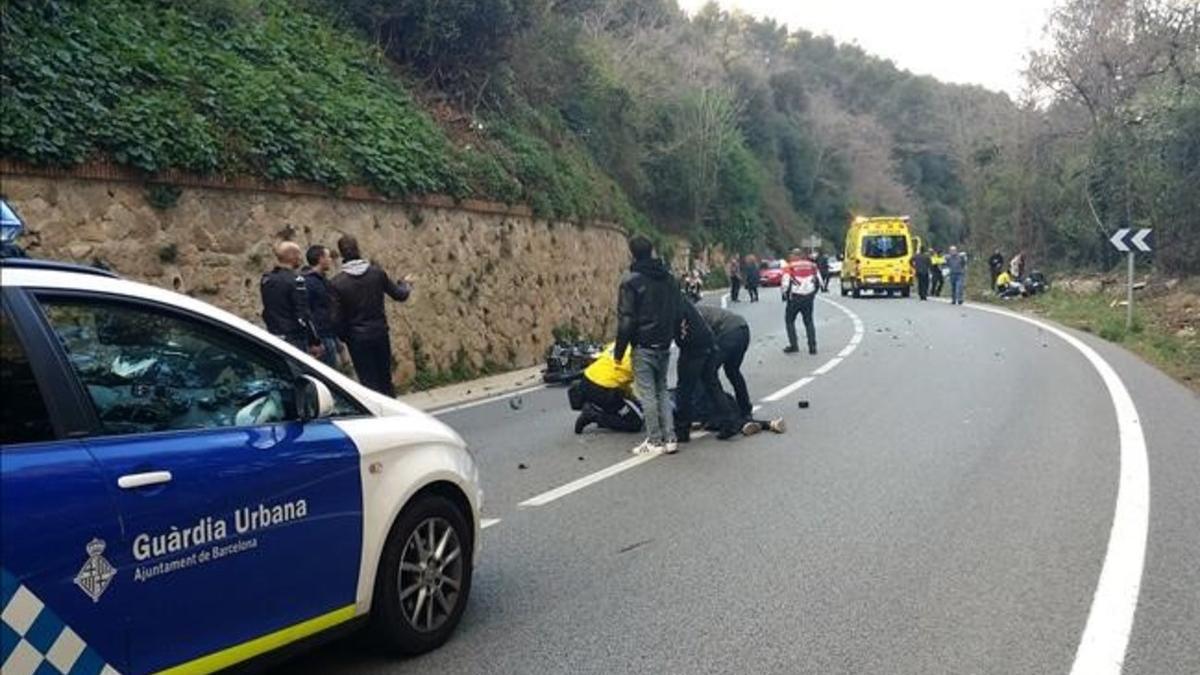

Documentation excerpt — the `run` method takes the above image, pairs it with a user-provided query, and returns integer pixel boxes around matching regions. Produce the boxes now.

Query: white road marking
[963,302,1149,675]
[752,404,762,413]
[481,518,501,529]
[430,383,547,416]
[721,293,730,309]
[812,358,843,375]
[762,377,814,402]
[761,295,865,403]
[519,454,659,507]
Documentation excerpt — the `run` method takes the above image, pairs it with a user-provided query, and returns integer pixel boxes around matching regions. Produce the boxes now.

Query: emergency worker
[782,249,822,355]
[571,343,644,434]
[260,241,321,355]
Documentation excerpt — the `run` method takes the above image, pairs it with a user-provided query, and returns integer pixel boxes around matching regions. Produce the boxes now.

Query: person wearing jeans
[615,236,680,455]
[946,245,967,305]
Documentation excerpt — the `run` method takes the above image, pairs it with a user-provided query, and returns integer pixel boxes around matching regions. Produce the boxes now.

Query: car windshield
[862,235,908,259]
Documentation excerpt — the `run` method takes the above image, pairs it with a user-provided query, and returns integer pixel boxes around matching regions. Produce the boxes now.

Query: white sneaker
[768,418,787,434]
[664,440,679,454]
[632,439,663,455]
[741,421,761,436]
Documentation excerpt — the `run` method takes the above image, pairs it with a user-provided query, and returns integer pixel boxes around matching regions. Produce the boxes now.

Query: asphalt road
[282,282,1199,675]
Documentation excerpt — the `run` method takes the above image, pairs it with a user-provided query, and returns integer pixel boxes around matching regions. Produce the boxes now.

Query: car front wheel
[372,494,473,655]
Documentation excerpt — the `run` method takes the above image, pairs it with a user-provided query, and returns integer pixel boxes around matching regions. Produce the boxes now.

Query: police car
[1,223,481,673]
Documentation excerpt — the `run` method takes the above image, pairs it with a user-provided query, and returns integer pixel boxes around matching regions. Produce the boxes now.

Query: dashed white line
[519,454,658,507]
[761,377,814,402]
[481,518,502,529]
[812,358,843,375]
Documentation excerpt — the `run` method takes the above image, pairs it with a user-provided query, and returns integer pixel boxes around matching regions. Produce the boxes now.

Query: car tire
[371,494,473,656]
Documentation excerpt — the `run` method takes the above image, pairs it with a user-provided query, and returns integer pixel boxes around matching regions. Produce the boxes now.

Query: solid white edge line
[837,345,856,358]
[812,357,843,376]
[481,518,501,529]
[965,302,1149,675]
[430,383,547,416]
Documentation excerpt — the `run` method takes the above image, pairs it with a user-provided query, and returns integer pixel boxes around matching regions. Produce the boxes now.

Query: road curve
[283,284,1200,675]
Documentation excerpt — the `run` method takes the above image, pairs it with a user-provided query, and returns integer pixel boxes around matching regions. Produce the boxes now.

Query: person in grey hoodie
[330,235,411,396]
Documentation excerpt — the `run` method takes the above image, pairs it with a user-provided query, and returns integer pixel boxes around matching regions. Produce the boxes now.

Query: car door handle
[117,471,173,489]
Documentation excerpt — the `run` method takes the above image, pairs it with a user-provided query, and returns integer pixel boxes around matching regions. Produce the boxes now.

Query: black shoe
[574,413,594,434]
[808,346,817,355]
[716,426,738,440]
[783,345,800,354]
[675,427,691,443]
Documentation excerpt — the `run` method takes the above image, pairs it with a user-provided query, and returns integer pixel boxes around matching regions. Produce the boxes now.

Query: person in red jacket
[782,250,823,355]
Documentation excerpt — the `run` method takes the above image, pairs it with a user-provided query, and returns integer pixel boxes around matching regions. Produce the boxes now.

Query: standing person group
[782,249,822,355]
[615,236,784,455]
[260,235,412,397]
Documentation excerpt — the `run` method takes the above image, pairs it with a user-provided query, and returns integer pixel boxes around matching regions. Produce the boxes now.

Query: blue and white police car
[1,239,481,673]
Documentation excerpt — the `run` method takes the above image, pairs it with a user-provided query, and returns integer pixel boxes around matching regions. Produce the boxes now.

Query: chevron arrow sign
[1110,228,1154,253]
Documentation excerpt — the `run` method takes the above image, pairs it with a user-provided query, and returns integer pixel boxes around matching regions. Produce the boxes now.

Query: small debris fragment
[577,456,585,461]
[518,463,528,470]
[797,400,810,409]
[509,396,523,410]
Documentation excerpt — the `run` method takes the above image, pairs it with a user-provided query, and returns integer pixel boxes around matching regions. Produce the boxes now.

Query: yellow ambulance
[840,215,919,298]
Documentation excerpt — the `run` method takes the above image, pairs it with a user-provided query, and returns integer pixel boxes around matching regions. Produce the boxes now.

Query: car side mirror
[295,375,334,421]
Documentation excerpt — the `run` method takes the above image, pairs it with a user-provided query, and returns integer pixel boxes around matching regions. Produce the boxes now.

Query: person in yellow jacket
[569,342,644,434]
[930,249,947,297]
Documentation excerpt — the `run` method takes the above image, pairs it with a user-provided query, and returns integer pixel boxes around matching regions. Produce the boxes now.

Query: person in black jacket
[911,248,932,300]
[302,245,340,368]
[988,249,1005,290]
[616,236,680,455]
[329,235,411,397]
[260,241,320,354]
[674,298,738,442]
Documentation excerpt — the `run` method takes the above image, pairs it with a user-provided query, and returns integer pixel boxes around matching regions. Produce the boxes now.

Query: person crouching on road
[571,342,644,434]
[695,302,785,435]
[261,241,321,356]
[330,235,411,397]
[782,250,822,355]
[616,235,680,455]
[302,245,340,368]
[674,297,739,442]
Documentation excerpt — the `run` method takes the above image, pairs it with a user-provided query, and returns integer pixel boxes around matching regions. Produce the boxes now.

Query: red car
[760,259,786,287]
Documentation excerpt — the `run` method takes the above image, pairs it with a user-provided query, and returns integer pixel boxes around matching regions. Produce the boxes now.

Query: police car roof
[0,257,119,279]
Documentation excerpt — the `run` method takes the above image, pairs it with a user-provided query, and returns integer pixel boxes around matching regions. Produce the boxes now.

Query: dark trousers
[578,379,643,432]
[746,283,759,302]
[730,277,742,302]
[785,295,817,351]
[347,333,394,397]
[916,272,930,300]
[715,325,752,419]
[675,349,736,436]
[931,270,944,296]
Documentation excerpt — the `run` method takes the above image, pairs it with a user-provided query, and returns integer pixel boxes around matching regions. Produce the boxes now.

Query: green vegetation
[2,0,1196,266]
[1015,287,1200,392]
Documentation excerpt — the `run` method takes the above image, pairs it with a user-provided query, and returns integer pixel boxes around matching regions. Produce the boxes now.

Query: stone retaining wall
[0,169,633,389]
